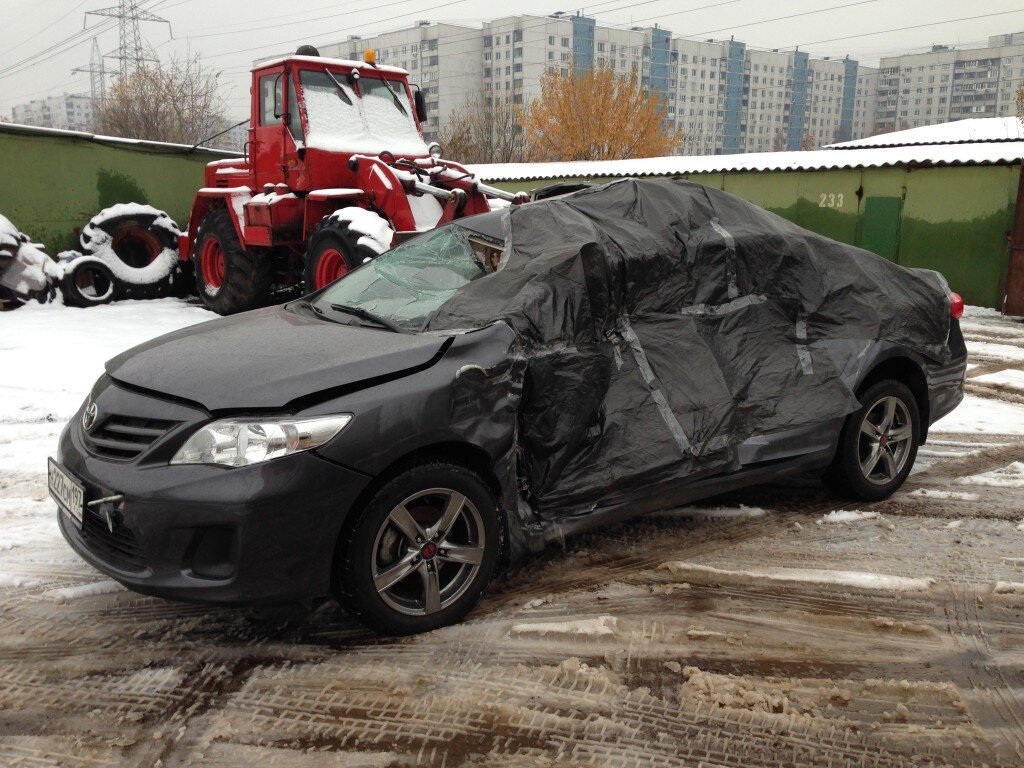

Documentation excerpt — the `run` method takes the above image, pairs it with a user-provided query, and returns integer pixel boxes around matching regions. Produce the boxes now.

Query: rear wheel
[193,209,273,315]
[59,259,116,308]
[825,380,920,501]
[304,211,391,291]
[335,462,501,635]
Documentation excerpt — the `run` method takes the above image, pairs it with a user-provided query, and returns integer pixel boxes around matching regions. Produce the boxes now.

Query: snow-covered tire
[193,208,273,315]
[60,258,116,308]
[304,209,392,291]
[80,206,179,270]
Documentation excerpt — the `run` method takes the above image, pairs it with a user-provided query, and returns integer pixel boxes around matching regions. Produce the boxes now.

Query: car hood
[105,305,451,411]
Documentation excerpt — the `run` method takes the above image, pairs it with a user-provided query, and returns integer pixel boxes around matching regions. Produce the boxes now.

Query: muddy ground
[1,307,1023,767]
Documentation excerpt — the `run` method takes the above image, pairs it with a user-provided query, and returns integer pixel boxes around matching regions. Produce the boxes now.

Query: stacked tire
[60,205,192,308]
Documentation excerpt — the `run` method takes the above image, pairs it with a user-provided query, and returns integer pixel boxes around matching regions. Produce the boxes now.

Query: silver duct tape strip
[795,317,814,375]
[680,293,766,316]
[620,320,693,455]
[709,217,740,299]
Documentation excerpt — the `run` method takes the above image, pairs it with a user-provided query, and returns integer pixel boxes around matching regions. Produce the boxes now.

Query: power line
[791,8,1024,49]
[86,0,171,79]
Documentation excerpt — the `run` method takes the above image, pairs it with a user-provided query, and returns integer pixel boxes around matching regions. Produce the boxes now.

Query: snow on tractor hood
[104,305,450,411]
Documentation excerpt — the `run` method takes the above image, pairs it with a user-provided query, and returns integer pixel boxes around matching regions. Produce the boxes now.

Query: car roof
[453,209,507,243]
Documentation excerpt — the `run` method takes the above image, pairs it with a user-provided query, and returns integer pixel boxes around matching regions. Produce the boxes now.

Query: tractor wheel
[80,207,179,269]
[193,209,273,316]
[304,211,392,291]
[60,258,117,308]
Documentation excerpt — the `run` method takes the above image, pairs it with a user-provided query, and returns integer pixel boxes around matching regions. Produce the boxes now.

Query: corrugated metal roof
[0,122,241,157]
[826,117,1024,149]
[469,141,1024,183]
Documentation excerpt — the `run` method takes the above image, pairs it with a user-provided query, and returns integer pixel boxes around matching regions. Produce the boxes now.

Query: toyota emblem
[82,402,98,432]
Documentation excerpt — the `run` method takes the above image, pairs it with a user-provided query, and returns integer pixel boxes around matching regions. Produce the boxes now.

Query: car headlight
[428,141,443,159]
[170,414,352,467]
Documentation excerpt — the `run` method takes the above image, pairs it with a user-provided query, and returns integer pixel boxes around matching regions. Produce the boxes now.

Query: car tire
[335,461,502,635]
[60,259,117,308]
[304,212,387,291]
[193,209,273,315]
[825,379,920,501]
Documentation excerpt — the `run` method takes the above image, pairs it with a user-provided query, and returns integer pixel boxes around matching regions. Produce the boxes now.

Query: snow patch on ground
[931,394,1024,435]
[955,462,1024,488]
[43,580,124,604]
[945,520,963,529]
[0,299,212,424]
[510,616,619,637]
[660,562,934,592]
[993,582,1024,595]
[908,489,980,502]
[965,340,1024,362]
[655,504,766,519]
[818,510,879,524]
[972,369,1024,391]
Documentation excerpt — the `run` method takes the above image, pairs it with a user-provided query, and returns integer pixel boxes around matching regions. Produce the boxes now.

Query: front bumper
[56,390,371,605]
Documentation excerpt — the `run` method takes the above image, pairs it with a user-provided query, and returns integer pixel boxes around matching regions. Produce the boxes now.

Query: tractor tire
[193,209,273,316]
[304,211,392,292]
[60,258,116,308]
[80,208,179,269]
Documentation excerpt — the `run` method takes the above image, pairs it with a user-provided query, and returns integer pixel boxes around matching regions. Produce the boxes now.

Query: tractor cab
[249,50,430,194]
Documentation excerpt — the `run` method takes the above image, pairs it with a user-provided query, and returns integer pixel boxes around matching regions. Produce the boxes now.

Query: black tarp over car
[427,178,954,531]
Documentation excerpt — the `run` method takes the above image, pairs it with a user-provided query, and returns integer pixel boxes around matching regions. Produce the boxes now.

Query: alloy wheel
[371,488,486,616]
[858,395,913,485]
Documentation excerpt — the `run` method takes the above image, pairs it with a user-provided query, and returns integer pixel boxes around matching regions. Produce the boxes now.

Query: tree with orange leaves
[520,65,683,161]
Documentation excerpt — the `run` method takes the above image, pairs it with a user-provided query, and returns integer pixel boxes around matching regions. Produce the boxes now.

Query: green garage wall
[489,163,1019,309]
[0,125,236,255]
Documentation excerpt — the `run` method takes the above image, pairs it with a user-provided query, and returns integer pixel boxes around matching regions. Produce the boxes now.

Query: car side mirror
[414,89,427,123]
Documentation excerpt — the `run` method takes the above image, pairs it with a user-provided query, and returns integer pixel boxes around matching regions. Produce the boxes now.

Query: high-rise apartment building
[312,14,869,155]
[10,94,94,132]
[874,34,1024,133]
[291,18,1024,154]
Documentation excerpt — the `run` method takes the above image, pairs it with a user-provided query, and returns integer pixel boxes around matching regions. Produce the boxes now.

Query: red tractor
[179,45,525,315]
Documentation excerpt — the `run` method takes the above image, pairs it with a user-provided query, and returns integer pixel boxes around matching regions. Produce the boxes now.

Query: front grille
[81,507,146,572]
[84,415,178,460]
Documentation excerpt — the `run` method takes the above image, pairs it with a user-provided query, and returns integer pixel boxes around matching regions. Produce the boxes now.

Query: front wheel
[304,209,393,291]
[335,462,501,635]
[825,380,920,501]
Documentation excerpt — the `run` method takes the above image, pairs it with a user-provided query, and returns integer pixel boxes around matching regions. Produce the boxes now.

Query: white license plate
[48,458,85,526]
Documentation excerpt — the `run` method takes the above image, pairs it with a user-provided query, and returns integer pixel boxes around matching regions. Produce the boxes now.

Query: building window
[561,37,569,47]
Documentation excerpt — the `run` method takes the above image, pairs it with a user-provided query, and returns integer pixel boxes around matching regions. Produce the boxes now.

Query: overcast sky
[2,0,1023,119]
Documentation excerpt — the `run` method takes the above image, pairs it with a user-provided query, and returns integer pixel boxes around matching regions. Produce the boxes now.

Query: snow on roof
[0,122,241,157]
[826,117,1024,150]
[254,54,408,76]
[468,140,1024,183]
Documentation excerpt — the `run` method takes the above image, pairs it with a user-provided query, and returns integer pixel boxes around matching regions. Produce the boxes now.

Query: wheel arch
[856,354,930,441]
[186,193,244,260]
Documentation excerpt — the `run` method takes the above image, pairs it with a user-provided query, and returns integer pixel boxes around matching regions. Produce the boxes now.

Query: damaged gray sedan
[53,179,966,635]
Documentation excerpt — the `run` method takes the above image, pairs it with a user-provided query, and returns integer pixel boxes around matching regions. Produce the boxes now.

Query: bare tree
[1017,82,1024,128]
[95,50,226,145]
[436,91,527,164]
[800,132,817,151]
